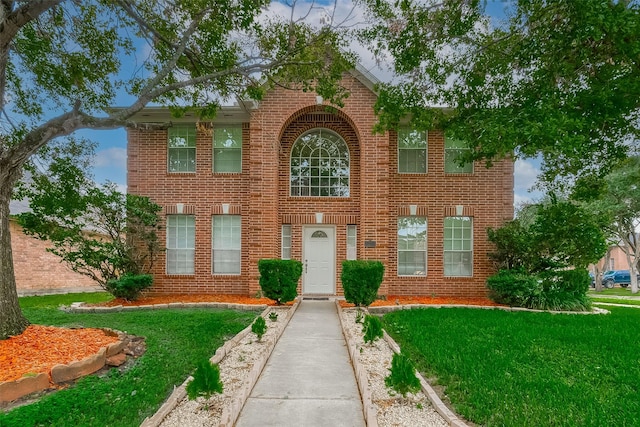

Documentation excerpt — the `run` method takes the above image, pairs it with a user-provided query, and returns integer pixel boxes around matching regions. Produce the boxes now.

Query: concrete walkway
[235,300,365,427]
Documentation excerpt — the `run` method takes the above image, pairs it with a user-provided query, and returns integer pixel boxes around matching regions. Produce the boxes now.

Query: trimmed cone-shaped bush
[385,352,421,397]
[258,259,302,305]
[186,359,223,400]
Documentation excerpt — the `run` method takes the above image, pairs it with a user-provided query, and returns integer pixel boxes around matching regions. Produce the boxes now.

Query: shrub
[341,260,384,307]
[363,314,383,344]
[105,273,153,301]
[486,269,541,307]
[385,352,421,397]
[536,269,592,311]
[186,359,223,400]
[252,316,267,341]
[258,259,302,305]
[487,268,592,311]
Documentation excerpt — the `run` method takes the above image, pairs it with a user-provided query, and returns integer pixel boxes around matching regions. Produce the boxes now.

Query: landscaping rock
[51,348,106,384]
[0,373,49,403]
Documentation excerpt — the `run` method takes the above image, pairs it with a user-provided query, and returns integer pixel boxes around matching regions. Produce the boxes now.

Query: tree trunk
[0,179,29,339]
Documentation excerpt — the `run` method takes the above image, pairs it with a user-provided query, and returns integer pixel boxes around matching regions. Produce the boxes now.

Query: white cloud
[94,147,126,169]
[513,158,543,205]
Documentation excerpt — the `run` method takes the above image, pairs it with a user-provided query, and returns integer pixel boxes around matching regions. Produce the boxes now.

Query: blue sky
[84,0,542,207]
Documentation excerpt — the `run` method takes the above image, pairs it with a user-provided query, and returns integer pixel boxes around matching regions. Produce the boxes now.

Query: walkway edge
[336,302,378,427]
[140,300,300,427]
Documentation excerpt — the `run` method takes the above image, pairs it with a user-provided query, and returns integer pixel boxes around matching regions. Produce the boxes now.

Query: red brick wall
[127,72,514,297]
[10,220,101,295]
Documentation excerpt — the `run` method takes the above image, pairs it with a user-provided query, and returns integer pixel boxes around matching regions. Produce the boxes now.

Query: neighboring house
[126,69,514,298]
[591,245,636,276]
[10,218,101,296]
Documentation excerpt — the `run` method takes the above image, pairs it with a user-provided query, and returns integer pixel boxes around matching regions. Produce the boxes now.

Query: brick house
[126,69,514,298]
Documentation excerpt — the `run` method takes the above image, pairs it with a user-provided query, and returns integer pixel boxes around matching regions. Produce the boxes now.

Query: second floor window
[444,135,473,174]
[398,128,427,173]
[213,125,242,173]
[290,129,350,197]
[168,125,196,173]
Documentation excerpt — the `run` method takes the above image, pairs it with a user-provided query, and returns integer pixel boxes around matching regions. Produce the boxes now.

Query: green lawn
[588,287,637,297]
[1,293,259,427]
[383,306,640,426]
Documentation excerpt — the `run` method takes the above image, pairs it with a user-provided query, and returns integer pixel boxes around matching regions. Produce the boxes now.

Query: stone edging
[140,300,300,427]
[336,302,378,427]
[64,301,268,313]
[0,329,128,404]
[368,303,610,315]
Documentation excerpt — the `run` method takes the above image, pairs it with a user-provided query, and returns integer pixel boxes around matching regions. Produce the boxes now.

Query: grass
[1,293,259,427]
[588,287,636,297]
[383,306,640,426]
[592,298,640,306]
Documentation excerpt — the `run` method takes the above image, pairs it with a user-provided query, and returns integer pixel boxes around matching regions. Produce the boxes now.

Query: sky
[44,0,544,211]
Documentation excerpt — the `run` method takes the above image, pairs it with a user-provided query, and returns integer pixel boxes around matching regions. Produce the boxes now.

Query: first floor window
[346,225,357,260]
[166,215,195,274]
[281,224,292,260]
[397,217,427,276]
[212,215,241,274]
[444,216,473,276]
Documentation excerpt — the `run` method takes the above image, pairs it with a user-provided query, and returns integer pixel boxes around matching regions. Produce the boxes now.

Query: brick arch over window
[277,105,361,143]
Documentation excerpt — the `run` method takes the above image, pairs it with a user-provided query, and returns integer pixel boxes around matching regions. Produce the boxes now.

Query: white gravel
[341,308,450,427]
[153,304,456,427]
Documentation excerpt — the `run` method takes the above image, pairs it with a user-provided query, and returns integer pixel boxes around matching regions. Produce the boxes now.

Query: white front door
[303,226,335,294]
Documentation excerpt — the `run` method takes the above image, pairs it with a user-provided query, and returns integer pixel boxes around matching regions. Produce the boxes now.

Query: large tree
[580,157,640,293]
[0,0,355,339]
[361,0,639,185]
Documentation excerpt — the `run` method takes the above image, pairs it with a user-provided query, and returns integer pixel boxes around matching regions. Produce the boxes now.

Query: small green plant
[268,311,278,322]
[385,352,421,397]
[105,273,153,301]
[355,308,364,323]
[252,316,267,341]
[186,359,224,400]
[362,314,383,344]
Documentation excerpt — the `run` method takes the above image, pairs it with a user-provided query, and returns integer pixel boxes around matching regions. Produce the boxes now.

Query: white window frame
[444,216,473,277]
[397,217,427,276]
[444,135,473,174]
[168,125,196,173]
[290,128,350,197]
[346,225,357,260]
[213,125,242,173]
[281,224,292,260]
[398,127,427,174]
[212,215,241,274]
[166,215,195,274]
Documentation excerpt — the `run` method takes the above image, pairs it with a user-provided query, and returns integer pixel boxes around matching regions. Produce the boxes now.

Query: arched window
[290,129,350,197]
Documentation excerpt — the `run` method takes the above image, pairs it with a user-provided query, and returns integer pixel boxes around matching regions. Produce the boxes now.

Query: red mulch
[0,325,118,383]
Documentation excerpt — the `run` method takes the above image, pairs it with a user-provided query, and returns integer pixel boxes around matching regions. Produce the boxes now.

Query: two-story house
[126,68,514,298]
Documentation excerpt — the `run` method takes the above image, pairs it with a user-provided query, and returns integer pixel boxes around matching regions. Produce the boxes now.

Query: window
[444,216,473,276]
[444,135,473,173]
[168,126,196,172]
[397,217,427,276]
[398,127,427,173]
[213,125,242,173]
[166,215,195,274]
[282,224,292,260]
[347,225,357,260]
[212,215,241,274]
[290,129,350,197]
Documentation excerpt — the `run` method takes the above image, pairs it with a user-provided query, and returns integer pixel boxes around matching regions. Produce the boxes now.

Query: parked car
[602,270,640,288]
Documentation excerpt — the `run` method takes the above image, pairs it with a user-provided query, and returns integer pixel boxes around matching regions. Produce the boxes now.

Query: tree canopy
[362,0,640,186]
[0,0,356,339]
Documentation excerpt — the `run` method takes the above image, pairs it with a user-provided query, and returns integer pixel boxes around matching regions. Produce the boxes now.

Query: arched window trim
[289,128,350,198]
